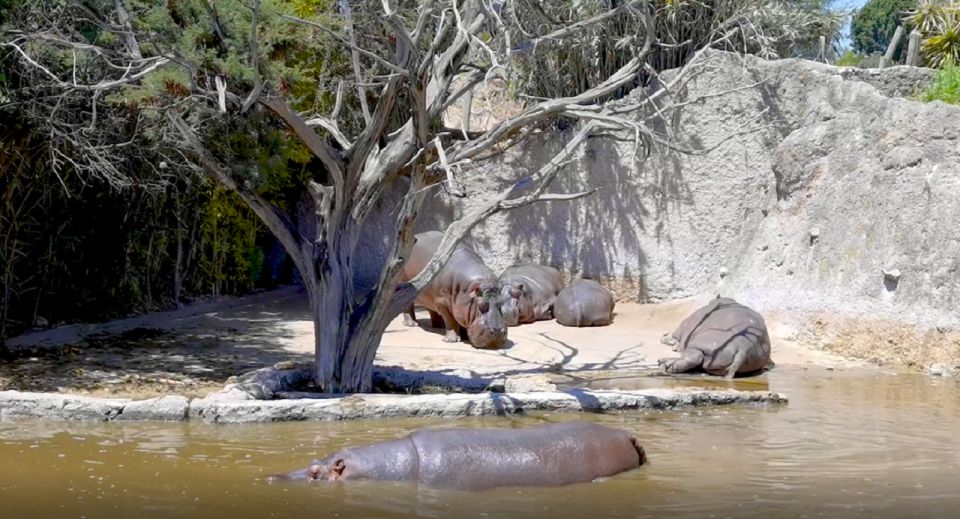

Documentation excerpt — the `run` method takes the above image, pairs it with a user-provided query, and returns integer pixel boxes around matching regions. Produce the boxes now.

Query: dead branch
[241,0,263,113]
[403,120,602,293]
[2,40,171,92]
[338,0,372,124]
[259,97,345,192]
[531,0,643,43]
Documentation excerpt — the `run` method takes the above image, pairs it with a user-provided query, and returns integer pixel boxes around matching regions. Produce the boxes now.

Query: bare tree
[3,0,761,392]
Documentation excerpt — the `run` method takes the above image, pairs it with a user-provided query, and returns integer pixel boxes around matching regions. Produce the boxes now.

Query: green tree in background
[851,0,917,57]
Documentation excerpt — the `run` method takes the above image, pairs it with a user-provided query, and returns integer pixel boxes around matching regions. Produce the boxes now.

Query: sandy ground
[1,287,869,398]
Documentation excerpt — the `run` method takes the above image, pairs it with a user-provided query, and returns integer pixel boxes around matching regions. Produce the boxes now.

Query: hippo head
[499,282,526,327]
[461,281,508,349]
[265,457,346,483]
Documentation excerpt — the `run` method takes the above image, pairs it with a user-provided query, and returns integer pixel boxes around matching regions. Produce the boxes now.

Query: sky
[836,0,871,49]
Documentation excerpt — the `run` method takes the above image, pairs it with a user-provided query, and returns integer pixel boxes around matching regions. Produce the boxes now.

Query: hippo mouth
[265,463,323,483]
[468,328,507,349]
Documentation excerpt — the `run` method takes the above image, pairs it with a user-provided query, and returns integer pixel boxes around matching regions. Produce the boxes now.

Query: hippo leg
[723,347,747,379]
[660,333,680,351]
[658,349,705,374]
[403,305,419,327]
[436,306,462,343]
[428,310,445,329]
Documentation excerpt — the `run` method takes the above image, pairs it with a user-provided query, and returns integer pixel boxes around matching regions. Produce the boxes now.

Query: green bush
[918,59,960,103]
[835,50,883,67]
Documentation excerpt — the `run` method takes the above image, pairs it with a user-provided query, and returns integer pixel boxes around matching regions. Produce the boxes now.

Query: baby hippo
[498,264,564,326]
[554,278,616,327]
[400,231,507,349]
[658,296,773,378]
[266,422,646,491]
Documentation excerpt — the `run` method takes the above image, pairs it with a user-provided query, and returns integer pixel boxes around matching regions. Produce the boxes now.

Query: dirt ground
[1,287,871,398]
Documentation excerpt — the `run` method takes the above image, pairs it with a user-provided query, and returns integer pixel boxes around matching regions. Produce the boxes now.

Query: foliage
[512,0,845,100]
[834,49,883,66]
[0,113,282,338]
[198,187,264,296]
[851,0,916,57]
[917,58,960,102]
[905,0,960,68]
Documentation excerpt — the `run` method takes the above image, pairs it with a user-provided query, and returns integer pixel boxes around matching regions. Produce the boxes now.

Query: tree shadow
[0,291,314,397]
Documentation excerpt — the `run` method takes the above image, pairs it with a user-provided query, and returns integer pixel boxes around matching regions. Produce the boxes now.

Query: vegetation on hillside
[917,58,960,102]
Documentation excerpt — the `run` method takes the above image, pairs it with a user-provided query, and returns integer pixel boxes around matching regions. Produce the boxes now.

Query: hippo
[553,278,616,327]
[658,297,773,378]
[498,264,564,326]
[266,422,646,491]
[400,231,507,349]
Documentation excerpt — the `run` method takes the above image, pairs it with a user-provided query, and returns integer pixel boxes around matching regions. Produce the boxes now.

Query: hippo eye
[509,288,522,299]
[478,300,490,313]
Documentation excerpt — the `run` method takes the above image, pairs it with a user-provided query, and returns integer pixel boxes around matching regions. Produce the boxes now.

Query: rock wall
[421,52,959,343]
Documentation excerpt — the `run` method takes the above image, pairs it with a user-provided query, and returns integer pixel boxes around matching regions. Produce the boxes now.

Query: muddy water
[1,366,958,519]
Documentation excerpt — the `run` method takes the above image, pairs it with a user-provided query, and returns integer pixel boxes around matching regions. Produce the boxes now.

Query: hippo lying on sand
[658,297,773,378]
[554,279,615,327]
[498,264,563,326]
[266,422,646,491]
[400,231,507,349]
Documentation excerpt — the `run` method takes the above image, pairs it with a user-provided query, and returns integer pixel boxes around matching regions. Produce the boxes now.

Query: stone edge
[0,388,787,424]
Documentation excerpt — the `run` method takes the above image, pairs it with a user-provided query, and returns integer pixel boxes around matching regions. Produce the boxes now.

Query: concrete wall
[420,52,958,332]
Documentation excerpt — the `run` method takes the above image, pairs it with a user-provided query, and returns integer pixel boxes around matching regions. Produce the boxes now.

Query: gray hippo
[553,278,615,327]
[266,421,646,491]
[658,297,773,378]
[498,264,564,326]
[400,231,507,349]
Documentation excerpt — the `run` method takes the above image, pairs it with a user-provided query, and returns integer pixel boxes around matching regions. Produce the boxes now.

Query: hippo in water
[400,231,507,349]
[266,422,646,491]
[498,264,563,326]
[553,278,616,327]
[658,297,773,378]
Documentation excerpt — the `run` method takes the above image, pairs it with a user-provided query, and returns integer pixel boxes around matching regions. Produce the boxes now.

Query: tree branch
[442,4,655,164]
[337,0,371,124]
[241,0,263,113]
[281,14,412,77]
[3,40,170,91]
[405,120,601,292]
[166,111,309,279]
[531,0,643,43]
[114,0,142,59]
[259,97,345,193]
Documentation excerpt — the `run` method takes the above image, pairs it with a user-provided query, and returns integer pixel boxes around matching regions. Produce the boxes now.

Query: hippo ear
[330,458,345,478]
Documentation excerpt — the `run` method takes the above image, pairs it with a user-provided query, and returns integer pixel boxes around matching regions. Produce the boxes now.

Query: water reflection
[0,367,958,518]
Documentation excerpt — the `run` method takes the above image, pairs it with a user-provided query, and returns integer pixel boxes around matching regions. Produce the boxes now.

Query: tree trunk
[879,26,904,69]
[906,30,921,67]
[305,251,391,393]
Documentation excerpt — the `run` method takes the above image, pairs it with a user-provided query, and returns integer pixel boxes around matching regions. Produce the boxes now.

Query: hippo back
[401,231,507,349]
[498,264,563,325]
[678,298,772,375]
[409,422,644,491]
[554,279,616,327]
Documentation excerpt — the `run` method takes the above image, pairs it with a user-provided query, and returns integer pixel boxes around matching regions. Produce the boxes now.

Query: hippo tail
[630,437,648,467]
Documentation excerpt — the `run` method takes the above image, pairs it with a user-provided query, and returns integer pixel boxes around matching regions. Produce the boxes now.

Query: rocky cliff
[421,51,959,369]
